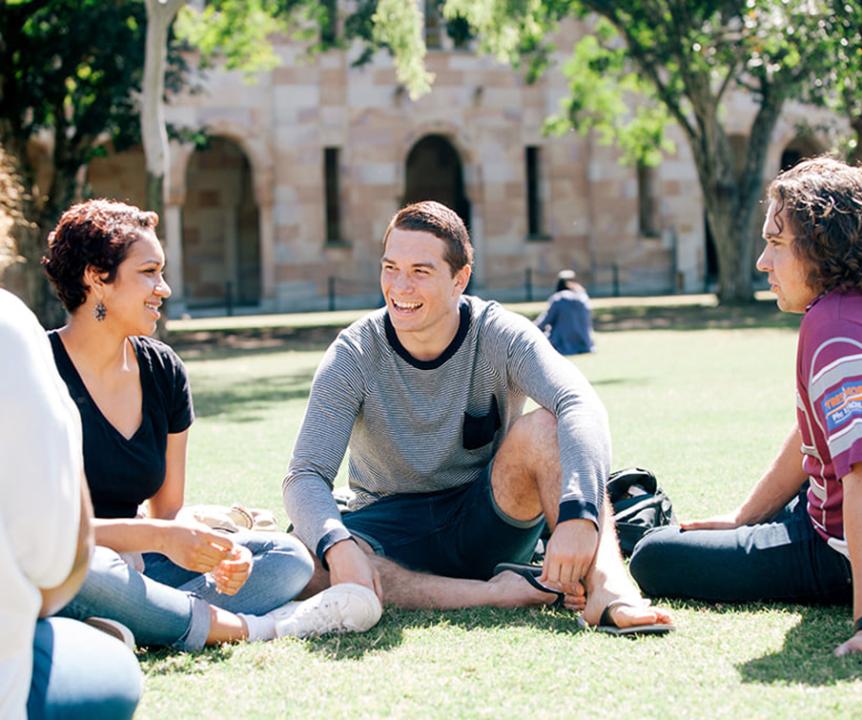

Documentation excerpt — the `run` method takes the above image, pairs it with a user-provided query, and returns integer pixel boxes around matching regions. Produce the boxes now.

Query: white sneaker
[269,583,383,638]
[84,617,136,650]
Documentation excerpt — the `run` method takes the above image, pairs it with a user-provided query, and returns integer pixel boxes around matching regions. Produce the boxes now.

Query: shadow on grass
[138,644,236,676]
[737,605,862,686]
[593,299,801,333]
[300,605,593,661]
[192,370,316,420]
[590,377,647,387]
[170,326,342,357]
[168,298,801,357]
[134,606,589,668]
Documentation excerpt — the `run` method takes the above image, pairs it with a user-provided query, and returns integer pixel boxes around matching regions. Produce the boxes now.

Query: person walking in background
[0,288,141,720]
[629,157,862,656]
[535,269,594,355]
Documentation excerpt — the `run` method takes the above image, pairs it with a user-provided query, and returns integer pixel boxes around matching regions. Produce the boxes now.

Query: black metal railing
[181,263,679,316]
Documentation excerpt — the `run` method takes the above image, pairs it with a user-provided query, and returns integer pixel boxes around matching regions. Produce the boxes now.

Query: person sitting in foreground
[535,269,594,355]
[42,199,381,647]
[0,289,141,720]
[630,157,862,656]
[283,200,673,634]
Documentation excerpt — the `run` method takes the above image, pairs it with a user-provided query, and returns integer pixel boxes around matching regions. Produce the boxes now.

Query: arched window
[182,137,260,308]
[403,134,471,230]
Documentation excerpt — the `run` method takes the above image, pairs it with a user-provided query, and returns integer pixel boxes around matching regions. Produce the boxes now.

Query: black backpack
[533,466,676,562]
[606,467,676,557]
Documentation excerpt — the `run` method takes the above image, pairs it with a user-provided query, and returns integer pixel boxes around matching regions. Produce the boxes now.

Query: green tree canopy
[0,0,336,321]
[4,0,851,314]
[1,0,422,321]
[823,0,862,162]
[438,0,840,302]
[0,0,152,321]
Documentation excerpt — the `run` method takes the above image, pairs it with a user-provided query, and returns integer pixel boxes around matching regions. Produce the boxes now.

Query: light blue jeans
[59,530,314,651]
[28,617,142,720]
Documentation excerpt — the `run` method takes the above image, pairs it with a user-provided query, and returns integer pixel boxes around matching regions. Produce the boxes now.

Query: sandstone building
[82,12,833,316]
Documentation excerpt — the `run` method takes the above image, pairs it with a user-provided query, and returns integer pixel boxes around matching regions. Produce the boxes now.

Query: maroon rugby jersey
[797,290,862,551]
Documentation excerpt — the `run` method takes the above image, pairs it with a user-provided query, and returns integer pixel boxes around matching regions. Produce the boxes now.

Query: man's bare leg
[296,536,560,608]
[580,501,673,628]
[297,522,667,623]
[372,554,562,610]
[491,408,673,628]
[295,408,670,622]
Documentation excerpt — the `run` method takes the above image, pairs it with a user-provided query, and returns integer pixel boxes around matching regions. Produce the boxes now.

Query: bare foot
[488,570,571,609]
[582,583,673,630]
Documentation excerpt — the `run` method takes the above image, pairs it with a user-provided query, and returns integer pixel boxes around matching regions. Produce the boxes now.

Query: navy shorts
[342,467,545,580]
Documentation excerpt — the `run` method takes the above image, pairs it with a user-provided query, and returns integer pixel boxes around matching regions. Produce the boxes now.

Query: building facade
[83,15,834,316]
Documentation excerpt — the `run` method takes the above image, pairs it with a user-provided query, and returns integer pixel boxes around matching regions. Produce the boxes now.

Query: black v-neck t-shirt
[49,332,194,518]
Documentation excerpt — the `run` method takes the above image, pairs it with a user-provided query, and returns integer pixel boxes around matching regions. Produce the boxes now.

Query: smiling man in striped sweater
[283,201,672,633]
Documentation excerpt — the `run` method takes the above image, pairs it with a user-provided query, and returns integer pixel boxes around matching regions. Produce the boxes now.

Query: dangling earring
[94,301,107,322]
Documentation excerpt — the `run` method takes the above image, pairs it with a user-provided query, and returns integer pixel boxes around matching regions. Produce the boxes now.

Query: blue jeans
[59,530,314,650]
[28,617,142,720]
[629,491,853,603]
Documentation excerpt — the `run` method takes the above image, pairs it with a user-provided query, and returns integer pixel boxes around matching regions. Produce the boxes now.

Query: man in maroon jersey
[630,157,862,656]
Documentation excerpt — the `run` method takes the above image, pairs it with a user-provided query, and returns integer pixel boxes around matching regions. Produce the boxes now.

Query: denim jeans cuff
[173,594,211,651]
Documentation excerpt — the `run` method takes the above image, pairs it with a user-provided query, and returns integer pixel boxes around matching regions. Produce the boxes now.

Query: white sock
[238,613,276,642]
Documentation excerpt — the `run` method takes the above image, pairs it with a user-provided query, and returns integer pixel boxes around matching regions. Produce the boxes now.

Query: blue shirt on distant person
[535,271,594,355]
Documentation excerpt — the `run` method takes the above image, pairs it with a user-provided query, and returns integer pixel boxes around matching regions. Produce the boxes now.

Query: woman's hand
[160,520,235,574]
[211,545,253,596]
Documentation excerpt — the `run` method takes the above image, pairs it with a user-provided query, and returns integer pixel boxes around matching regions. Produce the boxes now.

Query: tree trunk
[686,105,748,302]
[686,93,784,303]
[729,89,785,302]
[849,115,862,166]
[142,0,185,336]
[9,202,66,326]
[0,128,66,325]
[712,202,753,303]
[146,171,164,221]
[142,0,183,221]
[34,157,80,327]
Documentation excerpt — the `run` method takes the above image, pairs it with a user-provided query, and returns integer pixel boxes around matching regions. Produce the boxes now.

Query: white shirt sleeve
[0,291,82,589]
[0,291,85,719]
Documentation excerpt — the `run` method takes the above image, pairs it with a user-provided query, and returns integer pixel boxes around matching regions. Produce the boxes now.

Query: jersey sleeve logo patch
[822,381,862,432]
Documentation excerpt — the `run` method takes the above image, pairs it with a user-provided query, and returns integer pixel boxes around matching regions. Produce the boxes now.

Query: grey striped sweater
[282,295,611,560]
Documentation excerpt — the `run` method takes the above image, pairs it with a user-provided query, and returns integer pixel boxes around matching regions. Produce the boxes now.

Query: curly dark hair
[767,156,862,295]
[382,201,473,275]
[42,199,159,311]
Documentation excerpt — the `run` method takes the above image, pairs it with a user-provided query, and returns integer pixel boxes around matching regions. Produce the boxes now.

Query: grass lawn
[137,303,862,719]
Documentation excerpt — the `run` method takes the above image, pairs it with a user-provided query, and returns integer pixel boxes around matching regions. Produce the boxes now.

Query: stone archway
[182,137,260,308]
[403,134,471,230]
[780,135,822,172]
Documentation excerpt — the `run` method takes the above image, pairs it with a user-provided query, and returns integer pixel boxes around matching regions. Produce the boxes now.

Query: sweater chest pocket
[462,396,501,451]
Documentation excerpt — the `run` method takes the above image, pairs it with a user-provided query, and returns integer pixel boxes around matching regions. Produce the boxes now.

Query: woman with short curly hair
[630,157,862,657]
[42,199,381,649]
[43,199,159,312]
